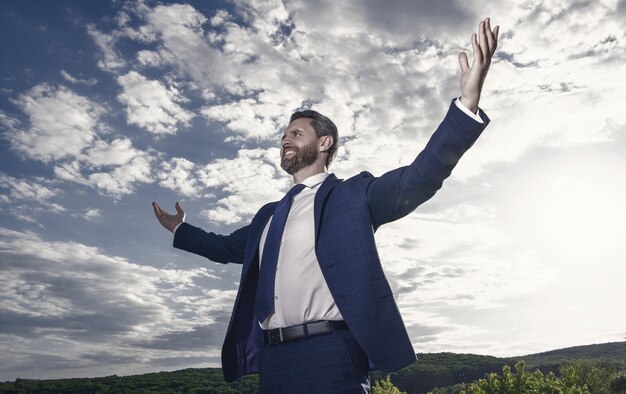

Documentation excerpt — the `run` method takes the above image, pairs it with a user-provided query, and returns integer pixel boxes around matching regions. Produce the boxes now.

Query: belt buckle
[268,328,284,344]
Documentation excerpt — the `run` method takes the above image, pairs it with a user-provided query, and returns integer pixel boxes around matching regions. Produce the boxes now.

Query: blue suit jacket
[173,101,489,382]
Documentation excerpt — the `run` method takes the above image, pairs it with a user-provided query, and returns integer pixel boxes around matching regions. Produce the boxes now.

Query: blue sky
[1,0,625,381]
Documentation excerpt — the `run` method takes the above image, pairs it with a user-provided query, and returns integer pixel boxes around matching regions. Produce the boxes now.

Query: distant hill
[0,368,259,394]
[1,342,623,394]
[509,341,626,368]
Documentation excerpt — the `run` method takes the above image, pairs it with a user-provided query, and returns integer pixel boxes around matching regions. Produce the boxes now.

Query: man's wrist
[459,96,478,113]
[454,97,483,124]
[173,222,184,235]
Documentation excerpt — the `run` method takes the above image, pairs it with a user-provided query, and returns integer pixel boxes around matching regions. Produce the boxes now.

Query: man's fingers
[471,33,482,64]
[152,201,163,216]
[493,25,500,53]
[485,18,495,54]
[175,201,184,215]
[479,20,489,61]
[458,52,470,73]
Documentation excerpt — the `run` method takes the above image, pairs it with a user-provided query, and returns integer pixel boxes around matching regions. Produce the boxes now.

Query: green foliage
[560,360,625,394]
[610,374,626,394]
[372,375,406,394]
[468,361,589,394]
[428,383,470,394]
[373,375,407,394]
[466,359,626,394]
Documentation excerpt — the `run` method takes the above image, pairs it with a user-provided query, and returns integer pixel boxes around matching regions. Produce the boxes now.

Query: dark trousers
[259,328,371,393]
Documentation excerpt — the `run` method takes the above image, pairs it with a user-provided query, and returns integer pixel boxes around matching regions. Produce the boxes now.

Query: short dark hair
[289,110,338,167]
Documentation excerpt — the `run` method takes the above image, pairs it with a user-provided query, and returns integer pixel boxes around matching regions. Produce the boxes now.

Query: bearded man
[153,17,499,394]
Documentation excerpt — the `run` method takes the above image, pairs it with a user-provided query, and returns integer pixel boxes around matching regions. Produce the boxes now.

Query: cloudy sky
[1,0,625,381]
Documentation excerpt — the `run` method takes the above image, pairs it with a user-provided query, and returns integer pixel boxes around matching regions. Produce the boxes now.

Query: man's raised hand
[152,201,186,233]
[458,17,499,113]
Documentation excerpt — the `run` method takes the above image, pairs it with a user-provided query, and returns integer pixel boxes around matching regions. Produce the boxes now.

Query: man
[153,18,499,393]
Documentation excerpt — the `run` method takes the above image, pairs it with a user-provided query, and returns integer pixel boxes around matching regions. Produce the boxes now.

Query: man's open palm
[458,17,499,112]
[152,201,185,233]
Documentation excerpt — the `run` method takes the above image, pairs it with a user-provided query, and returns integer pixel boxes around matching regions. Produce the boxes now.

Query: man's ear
[319,135,334,152]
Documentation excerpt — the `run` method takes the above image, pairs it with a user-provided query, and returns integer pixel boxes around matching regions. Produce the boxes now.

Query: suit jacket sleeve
[366,99,490,229]
[173,222,249,264]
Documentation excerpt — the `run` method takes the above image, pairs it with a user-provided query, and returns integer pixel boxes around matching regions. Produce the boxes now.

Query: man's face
[280,118,320,175]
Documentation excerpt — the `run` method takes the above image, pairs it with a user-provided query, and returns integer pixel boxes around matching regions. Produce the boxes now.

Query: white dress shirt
[257,171,342,329]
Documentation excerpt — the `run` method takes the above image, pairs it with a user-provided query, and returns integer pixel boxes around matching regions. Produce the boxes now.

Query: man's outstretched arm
[152,201,248,265]
[366,18,499,228]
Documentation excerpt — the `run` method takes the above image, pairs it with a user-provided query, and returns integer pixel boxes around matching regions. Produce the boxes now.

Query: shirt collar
[299,171,330,189]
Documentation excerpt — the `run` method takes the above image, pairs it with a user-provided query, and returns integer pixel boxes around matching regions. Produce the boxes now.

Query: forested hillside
[1,342,624,393]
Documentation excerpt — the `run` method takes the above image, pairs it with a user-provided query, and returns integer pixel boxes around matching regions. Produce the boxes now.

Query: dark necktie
[256,183,306,323]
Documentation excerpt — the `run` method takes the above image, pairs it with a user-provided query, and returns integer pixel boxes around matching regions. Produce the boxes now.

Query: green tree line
[2,353,624,393]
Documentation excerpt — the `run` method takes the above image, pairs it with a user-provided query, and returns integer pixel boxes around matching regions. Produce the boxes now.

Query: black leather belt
[263,320,348,345]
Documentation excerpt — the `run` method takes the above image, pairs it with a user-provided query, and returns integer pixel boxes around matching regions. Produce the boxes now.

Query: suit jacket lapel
[314,173,341,246]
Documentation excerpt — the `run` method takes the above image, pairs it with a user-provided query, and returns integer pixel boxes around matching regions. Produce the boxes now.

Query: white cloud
[196,148,289,224]
[83,209,102,220]
[282,0,476,45]
[88,153,153,196]
[0,227,230,378]
[53,146,155,198]
[60,70,98,86]
[86,24,126,71]
[0,174,65,221]
[54,160,90,185]
[117,71,194,135]
[0,173,58,202]
[3,84,157,198]
[129,3,235,89]
[200,98,285,140]
[8,84,103,163]
[209,9,230,27]
[0,111,20,129]
[231,0,290,39]
[159,157,204,197]
[81,137,143,167]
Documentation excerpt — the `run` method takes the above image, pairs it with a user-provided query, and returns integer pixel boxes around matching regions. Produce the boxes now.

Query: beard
[280,141,319,175]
